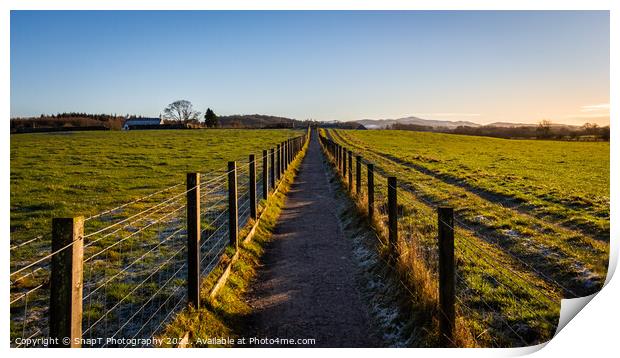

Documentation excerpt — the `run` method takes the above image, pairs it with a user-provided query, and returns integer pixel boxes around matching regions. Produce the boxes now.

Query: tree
[204,108,218,128]
[163,100,201,123]
[536,119,552,139]
[582,122,599,135]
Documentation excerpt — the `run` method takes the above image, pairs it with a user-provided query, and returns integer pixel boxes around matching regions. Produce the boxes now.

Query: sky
[10,10,610,125]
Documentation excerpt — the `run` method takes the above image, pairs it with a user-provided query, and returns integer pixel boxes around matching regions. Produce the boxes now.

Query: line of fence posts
[318,133,456,346]
[46,132,308,347]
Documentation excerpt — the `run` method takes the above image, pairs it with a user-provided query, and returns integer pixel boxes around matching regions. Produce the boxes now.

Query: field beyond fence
[10,129,309,347]
[319,128,609,347]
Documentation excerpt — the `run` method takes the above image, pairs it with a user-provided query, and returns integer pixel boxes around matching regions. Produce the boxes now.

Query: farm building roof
[124,118,163,126]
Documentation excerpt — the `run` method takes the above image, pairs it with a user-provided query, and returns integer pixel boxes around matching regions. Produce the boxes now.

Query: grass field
[325,129,609,347]
[334,129,609,239]
[10,128,302,345]
[10,129,300,250]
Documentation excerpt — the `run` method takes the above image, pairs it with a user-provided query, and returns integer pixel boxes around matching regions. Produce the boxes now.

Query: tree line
[387,121,610,141]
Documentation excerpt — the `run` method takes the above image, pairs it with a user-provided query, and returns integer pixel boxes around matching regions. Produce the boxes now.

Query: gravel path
[244,131,380,347]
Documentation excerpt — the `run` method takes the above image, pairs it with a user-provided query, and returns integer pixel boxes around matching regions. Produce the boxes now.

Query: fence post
[49,216,84,347]
[280,142,284,175]
[343,147,347,179]
[186,173,201,309]
[284,141,288,171]
[356,155,362,195]
[348,150,353,190]
[388,177,398,259]
[367,163,374,220]
[336,144,340,169]
[262,150,268,200]
[438,207,455,347]
[276,144,281,182]
[285,140,288,169]
[337,145,341,171]
[286,139,290,167]
[228,161,238,250]
[340,147,347,176]
[270,148,275,190]
[249,154,257,220]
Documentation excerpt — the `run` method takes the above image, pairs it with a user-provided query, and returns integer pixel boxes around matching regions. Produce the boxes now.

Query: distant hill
[356,116,480,129]
[486,122,579,128]
[354,117,580,129]
[485,122,534,127]
[217,114,308,128]
[321,121,367,130]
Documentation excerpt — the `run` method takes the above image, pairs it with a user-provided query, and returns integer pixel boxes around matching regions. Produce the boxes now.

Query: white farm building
[123,117,164,130]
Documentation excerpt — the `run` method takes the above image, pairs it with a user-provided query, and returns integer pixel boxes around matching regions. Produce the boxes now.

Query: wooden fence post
[270,148,275,190]
[343,147,347,179]
[337,145,341,170]
[356,155,362,195]
[228,162,238,250]
[276,144,282,181]
[49,216,84,347]
[367,163,374,220]
[334,144,338,167]
[438,207,455,347]
[388,177,398,259]
[186,173,200,309]
[287,139,291,167]
[285,140,288,169]
[284,140,288,171]
[348,150,353,190]
[249,155,257,220]
[280,142,285,175]
[262,150,268,200]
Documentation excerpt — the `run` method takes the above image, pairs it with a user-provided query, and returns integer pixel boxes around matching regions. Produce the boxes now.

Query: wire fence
[10,132,309,348]
[319,130,561,347]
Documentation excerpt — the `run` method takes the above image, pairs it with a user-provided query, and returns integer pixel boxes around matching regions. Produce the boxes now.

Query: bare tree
[163,100,201,123]
[536,119,552,138]
[582,122,599,135]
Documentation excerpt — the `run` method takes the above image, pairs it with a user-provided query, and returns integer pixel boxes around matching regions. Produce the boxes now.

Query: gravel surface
[244,132,380,347]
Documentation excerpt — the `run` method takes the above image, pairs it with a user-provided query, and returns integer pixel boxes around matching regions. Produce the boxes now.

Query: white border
[2,1,616,357]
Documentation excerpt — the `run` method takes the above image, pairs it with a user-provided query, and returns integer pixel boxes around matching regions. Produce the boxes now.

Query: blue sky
[10,10,609,124]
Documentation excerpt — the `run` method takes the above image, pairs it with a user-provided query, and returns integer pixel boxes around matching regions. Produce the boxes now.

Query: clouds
[580,103,610,113]
[560,104,609,125]
[411,113,481,117]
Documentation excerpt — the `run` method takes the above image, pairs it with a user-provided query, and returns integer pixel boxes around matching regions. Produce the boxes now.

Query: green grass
[10,129,300,256]
[331,129,609,293]
[334,129,609,239]
[324,129,609,347]
[9,128,303,346]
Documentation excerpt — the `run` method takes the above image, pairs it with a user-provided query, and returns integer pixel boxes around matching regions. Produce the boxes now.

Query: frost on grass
[333,199,409,346]
[351,238,408,347]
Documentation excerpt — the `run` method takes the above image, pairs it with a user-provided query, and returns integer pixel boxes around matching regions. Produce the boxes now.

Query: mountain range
[354,116,578,129]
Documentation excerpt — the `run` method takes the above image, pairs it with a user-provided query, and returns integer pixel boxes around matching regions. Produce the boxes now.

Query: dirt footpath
[243,132,380,347]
